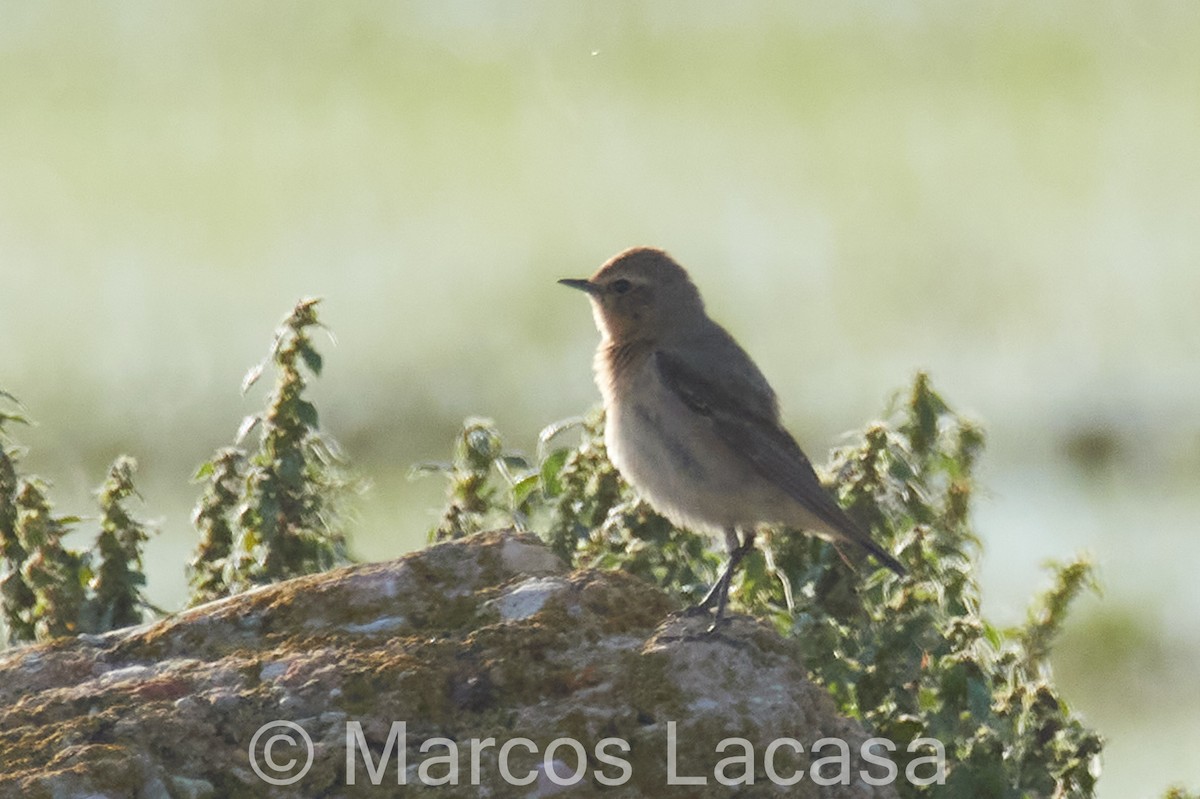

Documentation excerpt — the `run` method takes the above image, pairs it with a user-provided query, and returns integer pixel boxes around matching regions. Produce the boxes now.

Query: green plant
[3,394,156,643]
[414,416,550,542]
[414,411,722,599]
[187,447,245,604]
[757,373,1104,797]
[11,479,88,642]
[2,298,360,639]
[428,372,1105,798]
[2,401,153,643]
[88,456,152,631]
[187,298,356,603]
[0,392,37,644]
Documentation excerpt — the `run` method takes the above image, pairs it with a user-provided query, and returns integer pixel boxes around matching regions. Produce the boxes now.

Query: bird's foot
[704,616,732,636]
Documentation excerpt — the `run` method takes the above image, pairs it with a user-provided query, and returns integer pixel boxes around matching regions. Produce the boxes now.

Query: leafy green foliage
[756,373,1105,797]
[414,418,522,541]
[2,401,154,643]
[428,373,1108,798]
[10,479,88,642]
[416,410,722,601]
[88,456,152,631]
[187,298,356,603]
[0,394,37,644]
[187,448,245,604]
[3,297,361,638]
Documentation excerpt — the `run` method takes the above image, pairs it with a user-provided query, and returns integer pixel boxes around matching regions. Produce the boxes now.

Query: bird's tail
[808,501,908,577]
[856,536,906,577]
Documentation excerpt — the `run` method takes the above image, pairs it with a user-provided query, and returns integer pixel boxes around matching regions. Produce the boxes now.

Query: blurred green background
[1,2,1197,795]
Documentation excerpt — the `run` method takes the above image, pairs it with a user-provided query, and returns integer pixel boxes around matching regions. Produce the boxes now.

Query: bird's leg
[694,528,742,612]
[695,528,758,630]
[711,528,757,626]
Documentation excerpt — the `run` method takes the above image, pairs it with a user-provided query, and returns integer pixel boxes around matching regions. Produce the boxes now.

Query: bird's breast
[601,352,760,534]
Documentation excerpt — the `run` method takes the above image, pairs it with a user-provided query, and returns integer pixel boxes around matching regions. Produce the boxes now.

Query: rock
[0,529,899,798]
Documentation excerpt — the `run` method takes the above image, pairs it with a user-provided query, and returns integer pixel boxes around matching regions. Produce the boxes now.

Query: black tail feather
[859,537,906,577]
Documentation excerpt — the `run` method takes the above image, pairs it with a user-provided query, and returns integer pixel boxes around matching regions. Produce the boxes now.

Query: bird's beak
[557,278,599,296]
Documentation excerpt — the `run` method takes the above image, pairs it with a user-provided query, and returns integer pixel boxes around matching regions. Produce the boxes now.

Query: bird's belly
[605,379,768,534]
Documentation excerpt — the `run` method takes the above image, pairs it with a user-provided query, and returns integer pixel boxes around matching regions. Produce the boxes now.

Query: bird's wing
[655,344,905,575]
[656,328,781,422]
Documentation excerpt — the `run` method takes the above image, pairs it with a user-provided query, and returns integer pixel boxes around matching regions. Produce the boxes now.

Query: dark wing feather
[655,346,905,575]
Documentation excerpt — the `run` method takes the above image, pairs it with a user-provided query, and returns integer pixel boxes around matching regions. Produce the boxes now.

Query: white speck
[688,697,721,713]
[343,616,407,635]
[259,660,290,681]
[533,759,586,795]
[96,664,155,686]
[493,577,569,622]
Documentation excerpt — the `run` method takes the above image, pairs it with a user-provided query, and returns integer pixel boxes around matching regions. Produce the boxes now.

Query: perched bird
[560,246,905,624]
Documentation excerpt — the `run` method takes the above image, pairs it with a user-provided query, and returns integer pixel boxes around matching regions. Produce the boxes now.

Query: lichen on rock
[0,529,898,798]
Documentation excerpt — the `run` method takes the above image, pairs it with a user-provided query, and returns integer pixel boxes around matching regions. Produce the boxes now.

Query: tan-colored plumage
[560,246,905,622]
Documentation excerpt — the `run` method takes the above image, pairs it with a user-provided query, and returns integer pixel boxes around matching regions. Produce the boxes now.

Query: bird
[559,246,905,625]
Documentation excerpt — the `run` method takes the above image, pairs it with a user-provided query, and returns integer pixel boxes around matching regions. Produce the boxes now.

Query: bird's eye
[611,279,632,294]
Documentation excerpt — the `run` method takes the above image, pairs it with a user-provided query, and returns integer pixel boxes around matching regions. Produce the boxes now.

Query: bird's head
[559,247,706,344]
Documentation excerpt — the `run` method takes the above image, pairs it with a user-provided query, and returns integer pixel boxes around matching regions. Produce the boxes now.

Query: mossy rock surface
[0,530,896,798]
